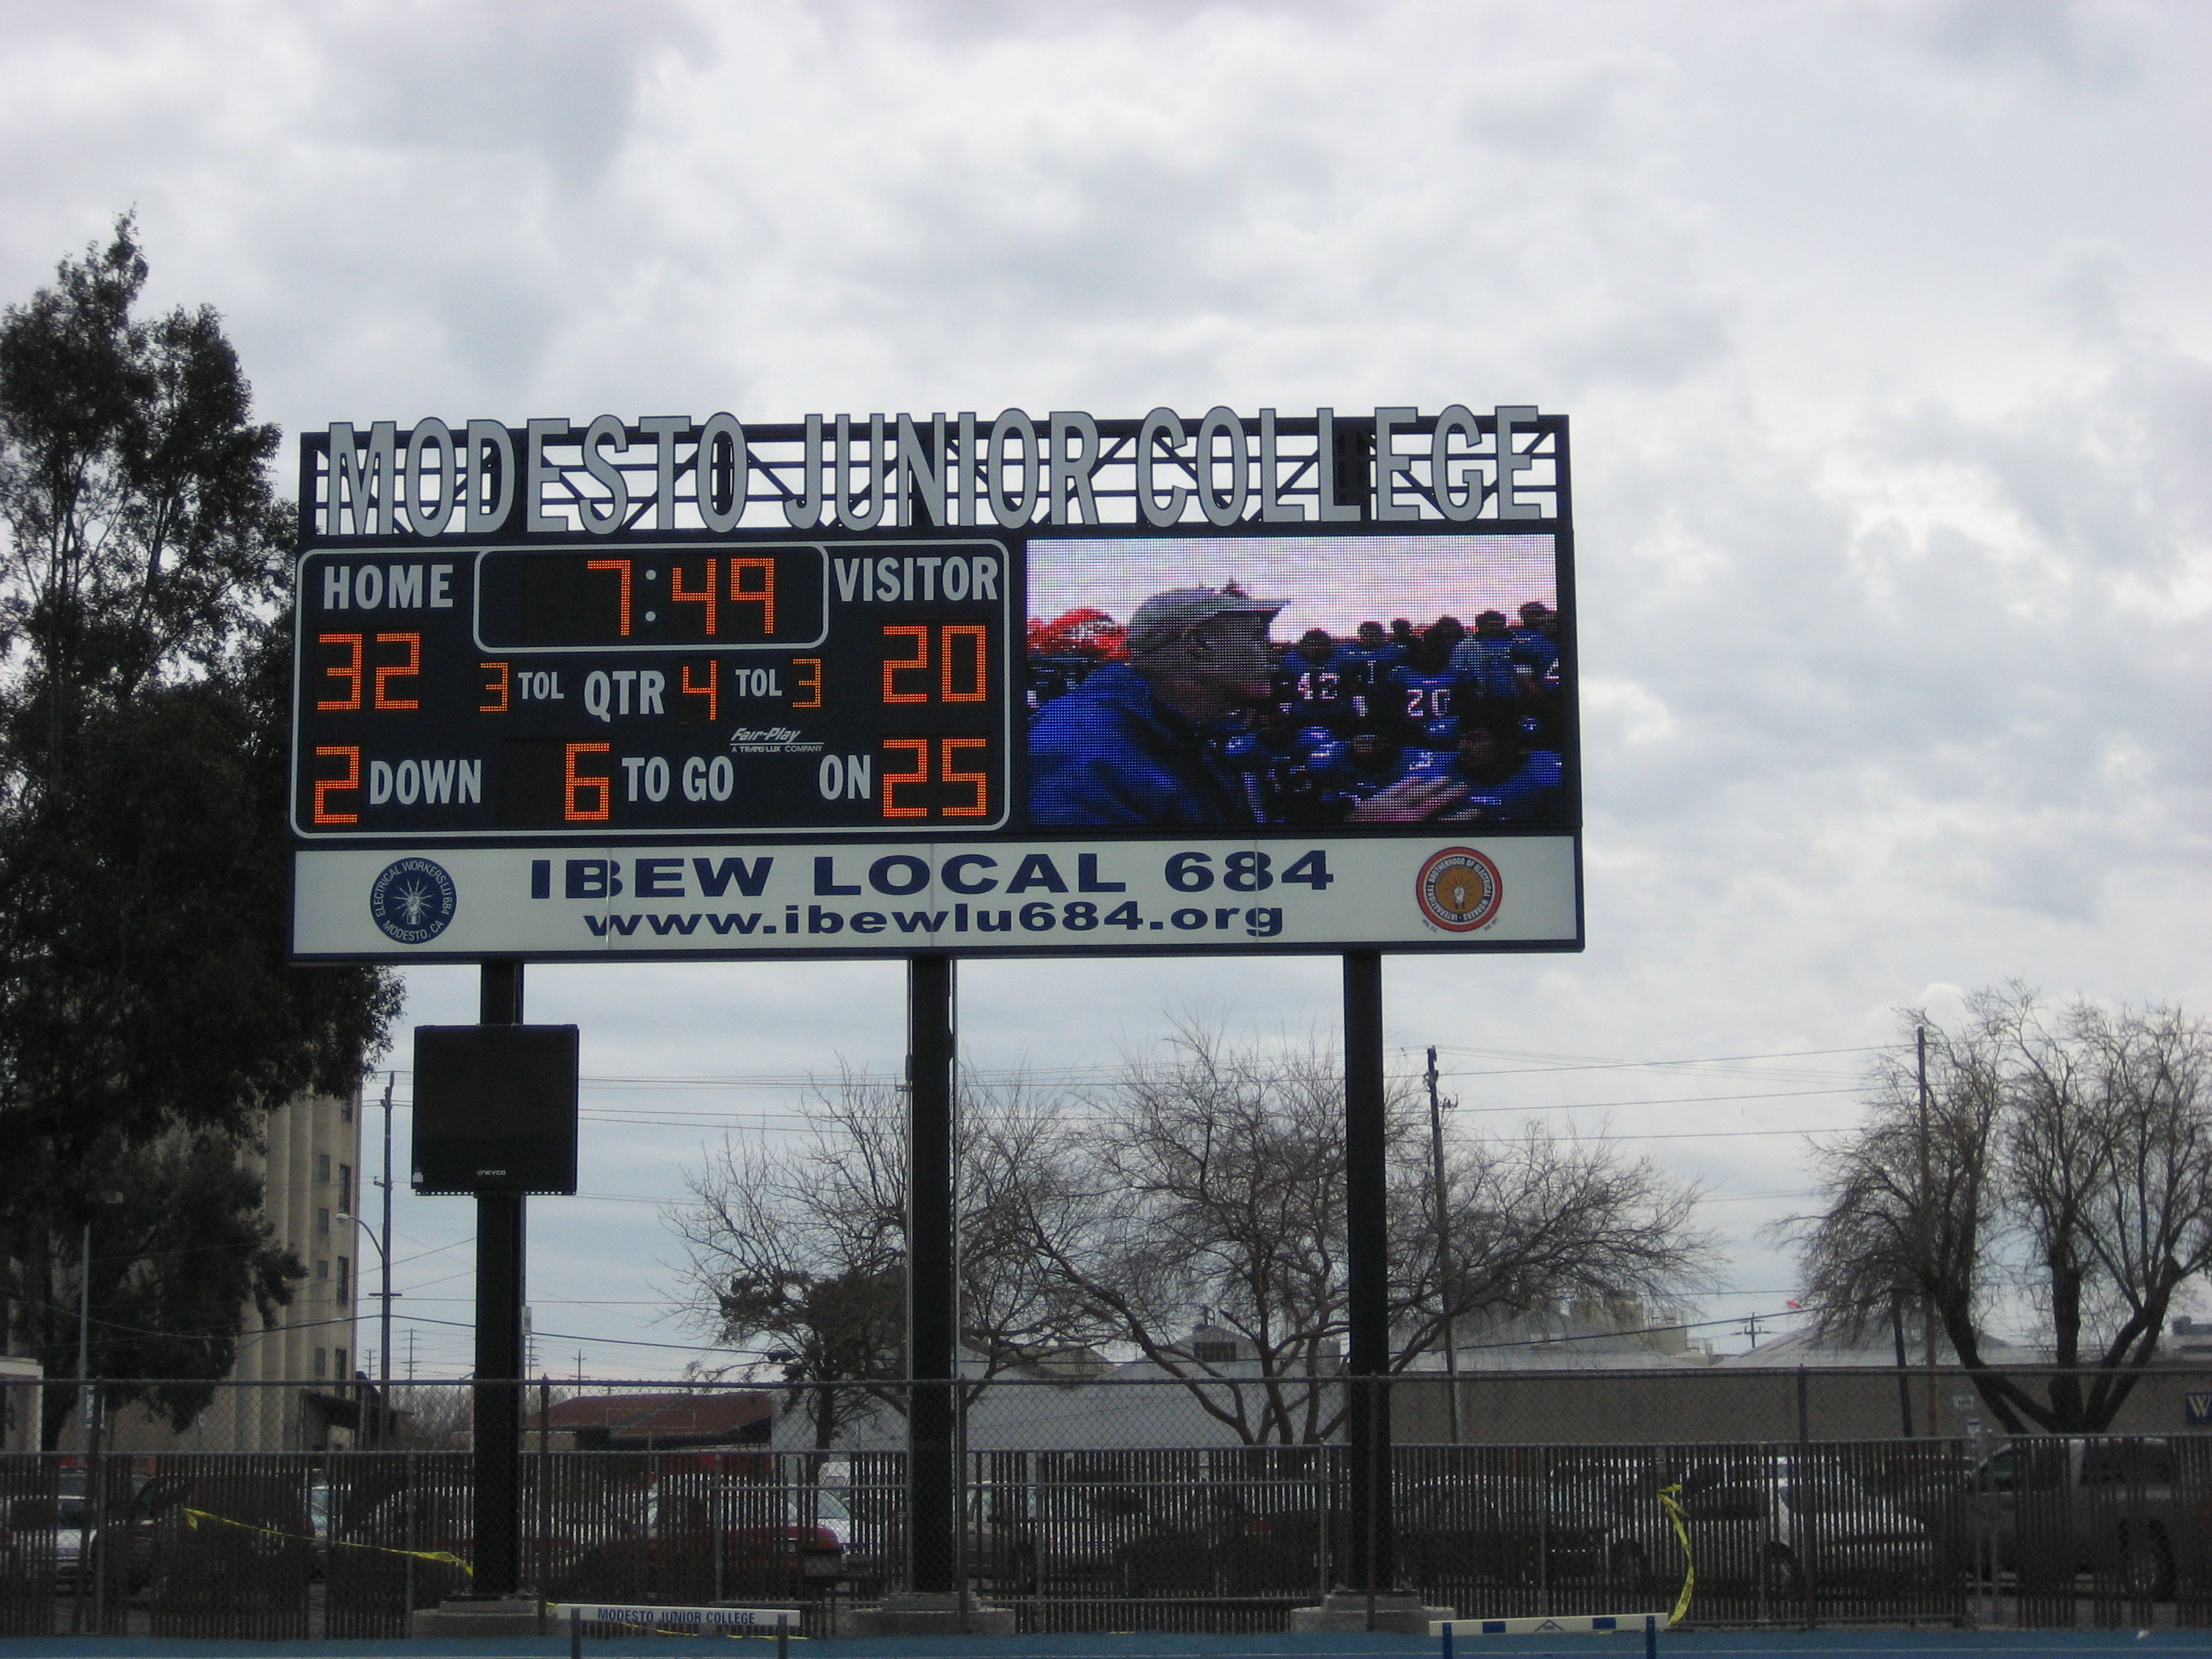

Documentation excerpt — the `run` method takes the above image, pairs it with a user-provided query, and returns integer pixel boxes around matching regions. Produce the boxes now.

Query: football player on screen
[1273,627,1361,730]
[1224,707,1331,824]
[1386,623,1467,745]
[1305,711,1456,820]
[1346,620,1407,709]
[1511,599,1565,745]
[1452,705,1566,822]
[1448,609,1522,702]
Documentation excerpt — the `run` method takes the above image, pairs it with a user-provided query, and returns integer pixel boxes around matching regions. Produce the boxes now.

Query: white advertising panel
[293,836,1579,961]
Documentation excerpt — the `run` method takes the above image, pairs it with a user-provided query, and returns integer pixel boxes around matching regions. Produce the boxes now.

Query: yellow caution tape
[1655,1483,1694,1627]
[181,1507,473,1575]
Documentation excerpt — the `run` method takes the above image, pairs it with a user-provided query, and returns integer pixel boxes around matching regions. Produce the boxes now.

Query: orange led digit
[881,738,929,819]
[317,633,363,710]
[479,660,511,713]
[671,558,719,635]
[730,557,775,635]
[586,558,632,636]
[564,742,613,822]
[791,657,822,710]
[680,660,719,722]
[940,737,990,818]
[882,625,930,704]
[940,624,987,703]
[312,745,361,824]
[372,632,421,709]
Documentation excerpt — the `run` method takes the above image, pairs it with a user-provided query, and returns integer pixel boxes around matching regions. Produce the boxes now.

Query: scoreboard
[297,542,1011,839]
[289,405,1584,961]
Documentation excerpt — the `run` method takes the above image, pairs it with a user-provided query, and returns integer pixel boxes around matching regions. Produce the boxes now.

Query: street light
[335,1069,398,1442]
[335,1210,397,1442]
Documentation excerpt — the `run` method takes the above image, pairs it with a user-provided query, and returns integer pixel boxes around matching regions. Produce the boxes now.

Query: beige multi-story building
[108,1087,366,1453]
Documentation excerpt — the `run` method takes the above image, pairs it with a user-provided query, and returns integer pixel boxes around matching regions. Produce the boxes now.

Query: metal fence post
[907,954,958,1602]
[1342,951,1393,1603]
[473,961,529,1602]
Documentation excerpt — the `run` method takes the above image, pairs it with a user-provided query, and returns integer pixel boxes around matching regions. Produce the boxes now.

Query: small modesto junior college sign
[287,404,1581,962]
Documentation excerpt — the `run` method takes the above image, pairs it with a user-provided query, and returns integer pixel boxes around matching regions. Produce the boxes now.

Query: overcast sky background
[1030,534,1558,638]
[4,0,2205,1382]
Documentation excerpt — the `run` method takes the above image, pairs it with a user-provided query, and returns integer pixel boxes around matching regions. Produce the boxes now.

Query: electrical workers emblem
[369,856,457,944]
[1415,847,1503,932]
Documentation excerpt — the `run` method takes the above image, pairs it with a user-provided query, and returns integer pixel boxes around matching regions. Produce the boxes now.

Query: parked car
[12,1476,166,1594]
[1398,1476,1644,1591]
[839,1479,1042,1598]
[135,1471,318,1606]
[1956,1437,2185,1600]
[533,1481,851,1603]
[4,1489,86,1590]
[1102,1470,1346,1601]
[1612,1456,1939,1598]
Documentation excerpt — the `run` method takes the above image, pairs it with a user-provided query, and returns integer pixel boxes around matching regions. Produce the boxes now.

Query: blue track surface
[5,1633,2212,1659]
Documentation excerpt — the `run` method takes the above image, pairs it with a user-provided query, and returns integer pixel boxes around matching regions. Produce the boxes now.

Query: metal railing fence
[3,1369,2211,1637]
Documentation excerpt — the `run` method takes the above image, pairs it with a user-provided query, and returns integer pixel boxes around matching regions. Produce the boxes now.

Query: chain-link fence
[2,1370,2210,1637]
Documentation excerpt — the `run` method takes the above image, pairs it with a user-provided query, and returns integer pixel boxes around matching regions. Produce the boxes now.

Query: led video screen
[1024,533,1569,833]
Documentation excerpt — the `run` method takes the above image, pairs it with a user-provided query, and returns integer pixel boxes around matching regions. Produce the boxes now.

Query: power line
[364,1039,1898,1098]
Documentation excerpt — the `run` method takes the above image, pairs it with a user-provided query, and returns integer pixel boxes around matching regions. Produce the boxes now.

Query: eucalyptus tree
[0,218,397,1437]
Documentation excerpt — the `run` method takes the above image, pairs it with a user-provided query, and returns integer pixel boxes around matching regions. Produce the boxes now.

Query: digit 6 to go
[1163,850,1333,892]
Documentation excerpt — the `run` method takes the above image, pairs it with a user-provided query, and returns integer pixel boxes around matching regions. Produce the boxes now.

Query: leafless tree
[1790,987,2212,1432]
[397,1383,472,1448]
[1010,1024,1712,1444]
[668,1070,1099,1451]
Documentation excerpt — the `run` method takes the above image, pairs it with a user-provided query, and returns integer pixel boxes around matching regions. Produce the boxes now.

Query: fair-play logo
[369,856,457,944]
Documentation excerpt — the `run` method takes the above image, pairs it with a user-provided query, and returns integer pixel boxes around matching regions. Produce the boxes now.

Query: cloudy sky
[6,0,2205,1382]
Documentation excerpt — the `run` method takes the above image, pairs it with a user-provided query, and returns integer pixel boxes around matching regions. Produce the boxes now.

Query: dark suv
[1965,1437,2185,1600]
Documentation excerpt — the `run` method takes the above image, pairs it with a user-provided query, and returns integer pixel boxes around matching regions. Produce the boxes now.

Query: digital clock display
[473,547,830,651]
[294,540,1012,837]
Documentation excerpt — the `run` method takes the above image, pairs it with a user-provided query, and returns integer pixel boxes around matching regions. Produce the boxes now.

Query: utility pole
[1424,1047,1461,1444]
[377,1070,395,1443]
[1917,1026,1937,1437]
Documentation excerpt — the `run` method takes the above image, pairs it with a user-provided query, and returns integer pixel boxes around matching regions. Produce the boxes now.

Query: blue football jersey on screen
[1448,635,1520,700]
[1457,749,1566,822]
[1273,649,1362,725]
[1387,666,1460,729]
[1510,624,1559,681]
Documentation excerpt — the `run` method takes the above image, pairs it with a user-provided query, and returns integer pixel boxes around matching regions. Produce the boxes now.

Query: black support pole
[906,955,958,1597]
[1342,950,1393,1596]
[474,962,526,1599]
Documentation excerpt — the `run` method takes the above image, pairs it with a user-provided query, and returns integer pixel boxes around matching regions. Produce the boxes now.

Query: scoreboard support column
[906,955,958,1598]
[1342,950,1396,1599]
[474,961,527,1601]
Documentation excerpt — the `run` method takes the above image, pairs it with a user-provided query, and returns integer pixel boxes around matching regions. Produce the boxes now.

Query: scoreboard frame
[288,406,1584,963]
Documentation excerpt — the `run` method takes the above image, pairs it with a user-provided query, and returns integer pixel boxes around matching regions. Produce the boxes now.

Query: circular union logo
[1415,847,1503,932]
[369,857,457,945]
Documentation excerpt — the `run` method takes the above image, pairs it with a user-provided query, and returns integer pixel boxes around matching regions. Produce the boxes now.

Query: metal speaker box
[411,1024,580,1195]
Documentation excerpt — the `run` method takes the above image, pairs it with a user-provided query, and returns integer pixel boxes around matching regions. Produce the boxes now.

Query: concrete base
[841,1591,1017,1636]
[412,1595,544,1639]
[1290,1592,1456,1635]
